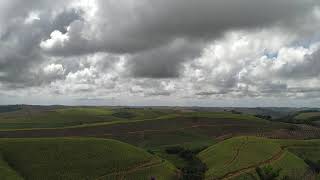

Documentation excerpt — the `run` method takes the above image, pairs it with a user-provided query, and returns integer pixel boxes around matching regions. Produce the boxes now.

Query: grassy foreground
[0,138,178,180]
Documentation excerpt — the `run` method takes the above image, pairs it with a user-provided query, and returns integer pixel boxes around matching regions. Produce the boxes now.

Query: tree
[256,166,282,180]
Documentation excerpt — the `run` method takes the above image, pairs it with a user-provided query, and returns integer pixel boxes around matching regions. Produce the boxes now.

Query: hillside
[0,138,178,180]
[294,111,320,126]
[0,106,178,130]
[0,107,320,179]
[198,137,318,180]
[0,111,294,147]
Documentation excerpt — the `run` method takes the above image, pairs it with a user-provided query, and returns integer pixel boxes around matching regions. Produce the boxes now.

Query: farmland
[198,136,320,179]
[277,110,320,126]
[0,138,178,180]
[0,106,319,179]
[0,106,179,130]
[295,112,320,120]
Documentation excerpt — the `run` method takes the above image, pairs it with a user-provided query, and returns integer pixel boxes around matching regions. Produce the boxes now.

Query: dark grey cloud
[39,0,317,78]
[128,39,204,78]
[0,3,82,88]
[44,0,315,55]
[0,0,320,106]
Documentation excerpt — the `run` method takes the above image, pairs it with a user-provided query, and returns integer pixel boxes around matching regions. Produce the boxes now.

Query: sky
[0,0,320,107]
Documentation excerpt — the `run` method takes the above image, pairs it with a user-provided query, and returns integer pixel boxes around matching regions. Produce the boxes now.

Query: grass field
[0,138,178,180]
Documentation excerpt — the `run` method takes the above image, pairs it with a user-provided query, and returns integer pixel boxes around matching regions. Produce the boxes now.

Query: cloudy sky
[0,0,320,107]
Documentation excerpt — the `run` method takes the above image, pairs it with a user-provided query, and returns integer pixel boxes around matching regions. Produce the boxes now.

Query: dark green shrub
[165,146,184,154]
[256,166,282,180]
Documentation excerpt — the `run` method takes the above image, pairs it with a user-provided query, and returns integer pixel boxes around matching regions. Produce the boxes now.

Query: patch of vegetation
[165,146,185,154]
[256,165,281,180]
[112,111,136,119]
[230,110,243,114]
[164,146,207,180]
[255,114,272,120]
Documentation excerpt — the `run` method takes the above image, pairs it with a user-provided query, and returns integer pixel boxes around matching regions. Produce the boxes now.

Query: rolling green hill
[198,137,282,179]
[0,111,290,149]
[294,112,320,120]
[198,137,317,180]
[0,138,178,180]
[0,107,178,130]
[0,106,319,179]
[293,112,320,126]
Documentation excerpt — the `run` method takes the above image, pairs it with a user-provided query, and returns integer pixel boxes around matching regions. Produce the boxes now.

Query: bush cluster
[165,146,208,180]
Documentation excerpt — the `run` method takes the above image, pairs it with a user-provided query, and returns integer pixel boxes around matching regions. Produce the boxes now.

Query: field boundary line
[224,138,249,167]
[206,148,285,180]
[208,143,316,180]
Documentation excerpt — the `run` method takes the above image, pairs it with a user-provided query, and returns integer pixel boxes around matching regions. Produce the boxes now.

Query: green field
[198,137,320,180]
[294,112,320,120]
[0,107,179,130]
[0,138,178,180]
[199,137,320,179]
[0,106,320,179]
[0,109,288,149]
[198,137,282,179]
[0,107,268,131]
[289,111,320,125]
[231,150,310,180]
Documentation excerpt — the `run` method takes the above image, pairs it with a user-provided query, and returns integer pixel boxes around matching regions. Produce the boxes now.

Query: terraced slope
[198,137,313,180]
[199,137,282,179]
[0,138,178,180]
